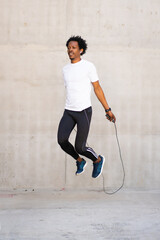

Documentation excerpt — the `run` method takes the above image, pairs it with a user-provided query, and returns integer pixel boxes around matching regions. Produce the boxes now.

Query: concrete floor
[0,189,160,240]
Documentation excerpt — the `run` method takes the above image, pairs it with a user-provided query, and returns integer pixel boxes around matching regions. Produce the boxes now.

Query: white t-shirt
[62,59,99,111]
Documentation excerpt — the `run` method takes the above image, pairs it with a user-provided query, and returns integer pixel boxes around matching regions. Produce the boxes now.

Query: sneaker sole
[76,162,87,175]
[93,155,105,179]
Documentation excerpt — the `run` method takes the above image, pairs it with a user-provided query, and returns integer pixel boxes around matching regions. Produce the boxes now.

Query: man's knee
[58,137,68,148]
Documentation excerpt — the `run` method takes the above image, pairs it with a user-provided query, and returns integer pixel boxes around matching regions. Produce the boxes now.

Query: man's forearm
[94,85,110,110]
[92,81,116,122]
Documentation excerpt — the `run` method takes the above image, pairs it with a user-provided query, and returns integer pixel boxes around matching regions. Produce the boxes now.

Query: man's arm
[92,81,116,122]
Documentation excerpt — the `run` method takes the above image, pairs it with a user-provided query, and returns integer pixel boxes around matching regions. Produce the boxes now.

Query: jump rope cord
[64,152,67,188]
[102,122,125,195]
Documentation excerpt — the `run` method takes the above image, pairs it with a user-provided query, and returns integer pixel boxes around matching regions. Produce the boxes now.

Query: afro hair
[66,35,88,55]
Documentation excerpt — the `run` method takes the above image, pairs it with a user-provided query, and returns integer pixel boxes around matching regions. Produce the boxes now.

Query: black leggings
[57,107,98,161]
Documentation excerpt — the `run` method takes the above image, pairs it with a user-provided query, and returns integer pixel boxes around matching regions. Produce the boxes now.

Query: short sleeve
[62,67,66,87]
[88,63,99,83]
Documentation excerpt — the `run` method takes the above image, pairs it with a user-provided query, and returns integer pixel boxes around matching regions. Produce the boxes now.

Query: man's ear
[80,49,83,54]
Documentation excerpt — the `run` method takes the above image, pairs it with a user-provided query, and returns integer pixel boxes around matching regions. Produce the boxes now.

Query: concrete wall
[0,0,160,191]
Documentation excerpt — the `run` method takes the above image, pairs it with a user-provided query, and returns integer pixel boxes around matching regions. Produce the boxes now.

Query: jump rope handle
[105,108,115,123]
[105,113,115,123]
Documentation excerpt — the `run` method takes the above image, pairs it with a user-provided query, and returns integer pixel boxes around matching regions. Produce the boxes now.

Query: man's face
[67,41,82,62]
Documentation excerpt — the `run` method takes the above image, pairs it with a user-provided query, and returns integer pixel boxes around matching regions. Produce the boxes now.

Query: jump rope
[102,116,125,195]
[64,110,125,195]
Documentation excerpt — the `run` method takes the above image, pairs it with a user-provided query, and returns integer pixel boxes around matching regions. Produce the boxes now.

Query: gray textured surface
[0,190,160,239]
[0,0,160,190]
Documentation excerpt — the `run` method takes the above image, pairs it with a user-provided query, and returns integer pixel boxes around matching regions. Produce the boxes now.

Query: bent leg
[57,110,79,160]
[75,107,98,161]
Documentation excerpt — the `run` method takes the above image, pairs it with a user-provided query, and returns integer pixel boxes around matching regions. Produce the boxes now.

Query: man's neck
[71,58,81,64]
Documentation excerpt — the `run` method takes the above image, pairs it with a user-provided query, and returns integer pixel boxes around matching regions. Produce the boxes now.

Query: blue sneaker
[76,159,87,175]
[92,155,105,178]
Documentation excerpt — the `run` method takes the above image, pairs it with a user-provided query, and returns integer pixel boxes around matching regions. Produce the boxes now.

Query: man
[57,36,116,178]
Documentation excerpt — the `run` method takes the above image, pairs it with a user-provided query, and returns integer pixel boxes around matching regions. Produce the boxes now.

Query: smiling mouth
[69,53,74,58]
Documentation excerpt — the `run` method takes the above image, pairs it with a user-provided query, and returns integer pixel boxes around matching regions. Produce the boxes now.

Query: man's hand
[106,111,116,123]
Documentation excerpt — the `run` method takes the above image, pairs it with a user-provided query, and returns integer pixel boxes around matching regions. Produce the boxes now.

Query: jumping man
[57,36,116,178]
